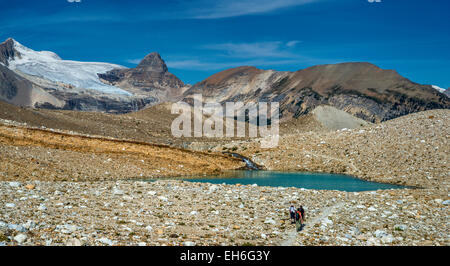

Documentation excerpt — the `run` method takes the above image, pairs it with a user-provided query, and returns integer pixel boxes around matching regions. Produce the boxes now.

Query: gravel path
[280,202,344,246]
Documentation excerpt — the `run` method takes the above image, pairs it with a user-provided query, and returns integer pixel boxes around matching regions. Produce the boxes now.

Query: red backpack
[295,210,302,221]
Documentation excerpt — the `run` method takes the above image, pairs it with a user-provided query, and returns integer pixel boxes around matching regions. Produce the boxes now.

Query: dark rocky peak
[136,52,168,72]
[0,38,19,66]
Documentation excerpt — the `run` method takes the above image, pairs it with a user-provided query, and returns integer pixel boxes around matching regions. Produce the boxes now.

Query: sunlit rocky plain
[0,107,448,246]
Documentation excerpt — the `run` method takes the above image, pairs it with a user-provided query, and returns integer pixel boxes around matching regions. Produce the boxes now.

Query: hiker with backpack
[289,205,296,224]
[299,205,305,222]
[295,207,304,232]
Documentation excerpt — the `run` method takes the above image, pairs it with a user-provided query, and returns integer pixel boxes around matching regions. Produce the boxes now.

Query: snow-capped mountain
[0,38,188,113]
[1,38,448,116]
[432,85,446,93]
[7,39,131,95]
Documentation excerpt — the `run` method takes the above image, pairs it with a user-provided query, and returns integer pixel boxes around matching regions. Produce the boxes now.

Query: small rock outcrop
[0,38,18,66]
[137,52,168,72]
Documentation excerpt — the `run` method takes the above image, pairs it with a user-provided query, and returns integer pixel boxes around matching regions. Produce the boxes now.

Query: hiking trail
[280,202,344,246]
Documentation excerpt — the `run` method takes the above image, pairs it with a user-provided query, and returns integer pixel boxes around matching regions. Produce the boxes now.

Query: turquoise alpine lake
[171,171,407,192]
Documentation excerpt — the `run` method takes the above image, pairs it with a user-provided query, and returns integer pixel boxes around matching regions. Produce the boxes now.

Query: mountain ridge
[183,62,450,122]
[0,38,448,120]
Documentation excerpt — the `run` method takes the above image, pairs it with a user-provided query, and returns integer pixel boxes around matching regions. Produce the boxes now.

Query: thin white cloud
[166,59,231,70]
[286,40,302,47]
[126,59,142,65]
[1,0,318,31]
[187,0,317,19]
[166,40,322,71]
[129,39,324,71]
[128,41,299,68]
[166,58,300,71]
[202,41,296,58]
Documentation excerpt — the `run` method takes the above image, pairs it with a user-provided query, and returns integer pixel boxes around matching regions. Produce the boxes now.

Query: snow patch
[432,85,446,93]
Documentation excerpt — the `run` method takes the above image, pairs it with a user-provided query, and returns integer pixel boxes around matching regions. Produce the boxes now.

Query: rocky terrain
[0,38,449,246]
[0,122,244,182]
[0,109,448,246]
[0,101,177,144]
[219,109,449,189]
[0,179,448,246]
[0,99,275,149]
[183,63,450,123]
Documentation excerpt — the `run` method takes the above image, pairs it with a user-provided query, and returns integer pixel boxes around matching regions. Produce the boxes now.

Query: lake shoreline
[140,170,411,192]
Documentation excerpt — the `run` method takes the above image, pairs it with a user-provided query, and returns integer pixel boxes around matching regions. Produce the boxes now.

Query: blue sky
[0,0,449,87]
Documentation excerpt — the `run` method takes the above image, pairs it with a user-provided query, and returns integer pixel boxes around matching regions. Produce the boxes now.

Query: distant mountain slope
[0,64,63,107]
[432,85,449,98]
[184,63,450,122]
[310,105,370,130]
[0,100,177,145]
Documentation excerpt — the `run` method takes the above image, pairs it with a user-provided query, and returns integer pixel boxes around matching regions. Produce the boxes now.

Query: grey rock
[113,188,124,195]
[23,220,36,230]
[183,241,195,246]
[394,224,408,231]
[65,238,82,246]
[97,237,113,246]
[14,233,27,244]
[8,224,27,232]
[374,230,389,238]
[8,182,21,188]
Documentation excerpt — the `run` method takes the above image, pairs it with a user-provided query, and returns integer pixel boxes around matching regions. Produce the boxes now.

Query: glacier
[8,40,132,96]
